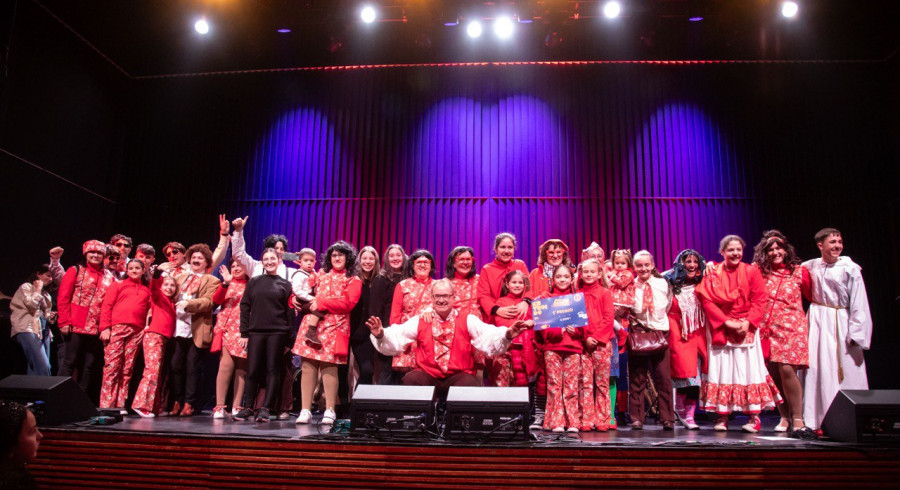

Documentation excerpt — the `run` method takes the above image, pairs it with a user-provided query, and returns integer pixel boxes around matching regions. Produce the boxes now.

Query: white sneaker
[551,426,565,433]
[232,407,242,417]
[295,409,311,424]
[321,408,336,426]
[529,413,544,431]
[119,409,129,416]
[134,409,155,419]
[566,427,579,433]
[277,411,291,420]
[212,407,226,420]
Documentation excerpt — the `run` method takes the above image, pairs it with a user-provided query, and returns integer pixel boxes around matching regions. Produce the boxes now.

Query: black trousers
[169,337,205,407]
[242,333,289,410]
[351,340,376,385]
[58,332,103,404]
[402,370,481,399]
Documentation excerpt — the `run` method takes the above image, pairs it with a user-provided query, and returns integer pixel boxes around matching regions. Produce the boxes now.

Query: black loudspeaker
[349,385,435,435]
[821,390,900,443]
[445,386,530,440]
[0,375,98,426]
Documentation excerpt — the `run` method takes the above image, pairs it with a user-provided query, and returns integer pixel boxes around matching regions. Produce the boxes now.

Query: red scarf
[425,308,458,374]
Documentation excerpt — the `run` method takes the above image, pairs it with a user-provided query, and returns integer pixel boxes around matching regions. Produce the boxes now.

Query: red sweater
[147,277,176,338]
[495,294,538,379]
[100,278,152,331]
[697,262,767,346]
[578,281,616,344]
[535,290,584,354]
[477,258,530,320]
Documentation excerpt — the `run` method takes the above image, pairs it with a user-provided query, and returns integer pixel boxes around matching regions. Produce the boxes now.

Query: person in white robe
[801,228,872,431]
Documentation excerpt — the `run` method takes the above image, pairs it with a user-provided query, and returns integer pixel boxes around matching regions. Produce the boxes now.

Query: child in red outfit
[577,259,616,431]
[536,265,584,433]
[99,259,152,409]
[605,249,634,427]
[487,271,538,387]
[132,271,178,417]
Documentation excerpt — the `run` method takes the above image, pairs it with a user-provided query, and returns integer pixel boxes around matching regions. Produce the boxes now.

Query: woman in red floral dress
[753,230,810,433]
[389,250,436,372]
[211,260,249,419]
[293,241,362,426]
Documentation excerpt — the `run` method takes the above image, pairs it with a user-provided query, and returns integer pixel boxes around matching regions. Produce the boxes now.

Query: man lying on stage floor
[367,279,532,396]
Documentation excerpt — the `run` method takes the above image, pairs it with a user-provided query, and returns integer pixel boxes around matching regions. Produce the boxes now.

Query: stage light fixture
[277,28,291,33]
[360,5,377,24]
[194,18,210,35]
[602,1,622,19]
[781,1,799,18]
[466,20,483,39]
[688,16,703,22]
[494,16,514,39]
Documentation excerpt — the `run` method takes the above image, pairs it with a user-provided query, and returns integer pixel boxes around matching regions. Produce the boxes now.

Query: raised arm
[368,315,420,356]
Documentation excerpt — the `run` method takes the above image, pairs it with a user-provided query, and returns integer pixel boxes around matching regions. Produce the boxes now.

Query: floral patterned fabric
[70,266,115,335]
[215,281,248,359]
[293,270,361,365]
[391,277,433,369]
[100,324,143,408]
[544,350,582,430]
[760,266,808,368]
[132,332,167,414]
[581,342,613,429]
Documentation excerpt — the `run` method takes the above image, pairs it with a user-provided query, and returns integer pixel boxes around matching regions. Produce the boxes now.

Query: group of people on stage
[7,214,872,435]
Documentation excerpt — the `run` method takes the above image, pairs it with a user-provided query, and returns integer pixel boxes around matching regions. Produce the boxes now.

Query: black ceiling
[23,0,900,77]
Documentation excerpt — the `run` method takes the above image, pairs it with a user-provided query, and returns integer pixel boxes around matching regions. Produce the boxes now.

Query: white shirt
[371,313,514,359]
[231,230,290,279]
[630,276,672,331]
[174,272,203,339]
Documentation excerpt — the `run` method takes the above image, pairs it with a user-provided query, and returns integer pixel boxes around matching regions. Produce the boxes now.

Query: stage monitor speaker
[350,385,435,435]
[821,390,900,443]
[0,375,98,426]
[445,386,530,440]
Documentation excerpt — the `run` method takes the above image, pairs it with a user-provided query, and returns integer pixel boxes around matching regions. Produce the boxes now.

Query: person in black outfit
[349,246,383,386]
[367,244,408,385]
[234,249,294,422]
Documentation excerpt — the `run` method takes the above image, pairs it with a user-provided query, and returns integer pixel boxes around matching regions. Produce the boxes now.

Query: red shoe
[179,403,195,417]
[741,416,761,433]
[168,401,181,417]
[580,425,593,432]
[609,419,618,430]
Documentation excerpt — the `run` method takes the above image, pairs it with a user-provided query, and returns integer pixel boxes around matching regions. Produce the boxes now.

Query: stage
[30,413,900,488]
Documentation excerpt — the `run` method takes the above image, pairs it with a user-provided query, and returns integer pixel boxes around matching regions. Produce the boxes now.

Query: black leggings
[58,332,103,403]
[351,340,376,385]
[242,333,288,410]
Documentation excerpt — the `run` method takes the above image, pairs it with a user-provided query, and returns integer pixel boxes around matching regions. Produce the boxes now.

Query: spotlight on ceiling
[194,18,210,35]
[494,16,514,39]
[277,28,292,33]
[360,5,377,24]
[781,1,799,18]
[602,1,622,19]
[466,20,483,38]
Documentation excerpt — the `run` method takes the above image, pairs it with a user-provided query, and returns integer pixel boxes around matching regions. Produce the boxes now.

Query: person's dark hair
[264,234,289,250]
[109,234,133,248]
[663,249,706,295]
[26,264,51,284]
[752,230,801,276]
[814,227,841,243]
[499,270,530,297]
[444,246,477,279]
[0,400,27,458]
[162,242,186,256]
[380,244,408,280]
[323,241,358,275]
[105,244,120,259]
[227,258,250,280]
[493,232,517,251]
[357,246,381,281]
[549,264,575,294]
[405,250,436,279]
[718,234,746,253]
[125,259,151,286]
[136,243,155,256]
[185,243,213,269]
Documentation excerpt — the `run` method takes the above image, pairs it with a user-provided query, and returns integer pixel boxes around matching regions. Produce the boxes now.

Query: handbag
[626,321,668,355]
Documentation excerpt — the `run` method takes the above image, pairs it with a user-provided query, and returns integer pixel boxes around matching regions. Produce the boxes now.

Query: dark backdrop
[1,1,897,387]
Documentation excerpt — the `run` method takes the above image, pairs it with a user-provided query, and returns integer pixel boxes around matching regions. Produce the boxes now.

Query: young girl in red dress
[536,265,584,433]
[577,259,616,431]
[486,271,537,387]
[132,271,178,417]
[99,259,152,409]
[211,260,250,419]
[604,249,634,428]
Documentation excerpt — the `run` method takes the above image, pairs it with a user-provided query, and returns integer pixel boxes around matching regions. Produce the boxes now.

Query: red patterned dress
[293,270,362,364]
[450,274,482,320]
[213,279,248,359]
[760,264,809,368]
[389,276,434,369]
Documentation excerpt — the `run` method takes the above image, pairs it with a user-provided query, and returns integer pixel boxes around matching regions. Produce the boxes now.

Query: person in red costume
[576,259,616,431]
[477,232,531,323]
[529,239,574,298]
[132,271,179,418]
[536,265,584,433]
[98,259,152,410]
[486,271,537,387]
[389,250,437,372]
[57,240,116,402]
[752,230,810,433]
[211,260,250,419]
[697,235,782,433]
[368,279,530,397]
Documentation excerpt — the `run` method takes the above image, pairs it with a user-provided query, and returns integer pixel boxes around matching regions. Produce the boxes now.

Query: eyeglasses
[165,250,182,257]
[432,294,453,300]
[115,242,130,248]
[414,260,431,265]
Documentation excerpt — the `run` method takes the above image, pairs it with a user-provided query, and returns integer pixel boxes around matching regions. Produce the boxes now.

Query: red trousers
[581,342,613,429]
[100,324,143,409]
[544,350,581,430]
[132,332,166,414]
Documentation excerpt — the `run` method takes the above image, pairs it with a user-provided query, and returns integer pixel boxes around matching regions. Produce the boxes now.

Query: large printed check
[531,293,589,331]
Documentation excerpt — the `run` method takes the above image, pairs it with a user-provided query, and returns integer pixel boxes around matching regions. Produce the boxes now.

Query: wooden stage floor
[31,413,900,488]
